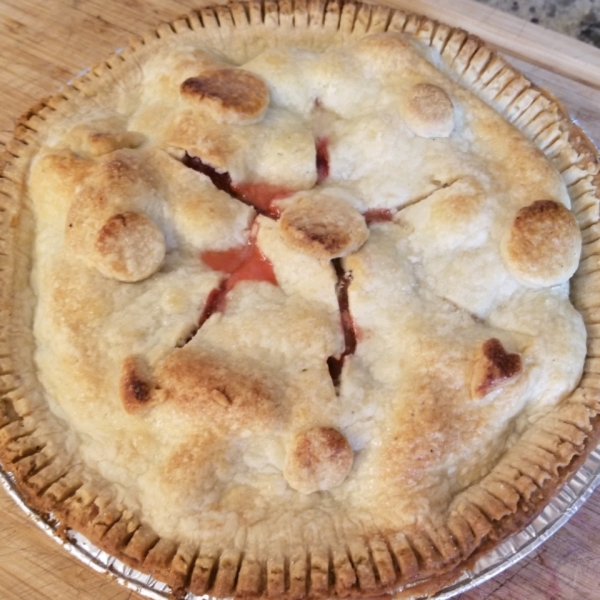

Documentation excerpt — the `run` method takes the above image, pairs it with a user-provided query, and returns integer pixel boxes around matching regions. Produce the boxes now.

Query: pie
[1,1,600,598]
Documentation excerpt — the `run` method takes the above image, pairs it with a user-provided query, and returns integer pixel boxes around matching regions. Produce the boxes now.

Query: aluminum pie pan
[1,442,599,600]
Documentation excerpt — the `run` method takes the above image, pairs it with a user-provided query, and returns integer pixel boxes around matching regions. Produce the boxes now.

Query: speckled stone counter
[475,0,600,46]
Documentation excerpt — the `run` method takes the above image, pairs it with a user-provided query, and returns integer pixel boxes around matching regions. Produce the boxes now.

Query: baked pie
[1,1,600,598]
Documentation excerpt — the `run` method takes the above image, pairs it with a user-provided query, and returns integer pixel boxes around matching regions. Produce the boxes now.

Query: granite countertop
[475,0,600,46]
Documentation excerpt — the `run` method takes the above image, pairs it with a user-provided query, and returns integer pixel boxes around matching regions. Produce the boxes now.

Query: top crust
[502,199,582,288]
[1,2,599,600]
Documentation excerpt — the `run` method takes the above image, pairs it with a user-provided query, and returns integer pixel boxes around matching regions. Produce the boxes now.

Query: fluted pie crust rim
[1,1,600,598]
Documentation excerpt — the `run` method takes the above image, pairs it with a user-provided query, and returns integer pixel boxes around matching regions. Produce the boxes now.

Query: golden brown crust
[0,3,599,600]
[403,83,455,138]
[502,199,582,288]
[279,192,369,258]
[181,68,270,124]
[94,211,166,282]
[283,426,354,494]
[66,121,145,157]
[471,338,522,400]
[155,347,281,430]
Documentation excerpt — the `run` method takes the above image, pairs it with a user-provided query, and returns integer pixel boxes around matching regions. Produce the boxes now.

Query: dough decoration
[403,83,455,138]
[94,211,166,282]
[279,192,369,259]
[502,199,582,288]
[284,427,354,494]
[180,68,271,124]
[471,338,522,400]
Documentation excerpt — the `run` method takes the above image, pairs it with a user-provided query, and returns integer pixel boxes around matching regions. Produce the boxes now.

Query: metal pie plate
[1,442,599,599]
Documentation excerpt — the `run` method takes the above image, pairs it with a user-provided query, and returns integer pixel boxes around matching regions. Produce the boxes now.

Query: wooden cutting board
[1,0,599,598]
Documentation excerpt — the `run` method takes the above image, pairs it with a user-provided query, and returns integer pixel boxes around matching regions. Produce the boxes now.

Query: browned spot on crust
[284,427,354,494]
[471,339,521,400]
[155,347,279,431]
[69,126,145,157]
[94,211,166,282]
[85,131,144,157]
[120,356,153,414]
[180,68,270,124]
[279,193,368,259]
[403,83,455,138]
[33,150,92,197]
[502,199,581,288]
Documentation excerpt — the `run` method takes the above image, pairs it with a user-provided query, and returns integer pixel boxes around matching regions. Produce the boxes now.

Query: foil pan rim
[2,443,600,600]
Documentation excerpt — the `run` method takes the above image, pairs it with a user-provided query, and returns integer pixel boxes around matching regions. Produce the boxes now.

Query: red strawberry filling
[316,137,330,183]
[327,259,357,390]
[199,228,278,327]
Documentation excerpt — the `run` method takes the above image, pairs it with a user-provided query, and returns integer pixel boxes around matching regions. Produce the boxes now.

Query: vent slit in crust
[327,257,356,390]
[180,151,287,218]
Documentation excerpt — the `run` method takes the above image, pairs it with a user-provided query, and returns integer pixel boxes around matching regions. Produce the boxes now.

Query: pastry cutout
[284,427,354,494]
[502,199,581,288]
[180,68,270,124]
[471,338,521,400]
[279,193,369,259]
[403,83,455,138]
[94,212,166,282]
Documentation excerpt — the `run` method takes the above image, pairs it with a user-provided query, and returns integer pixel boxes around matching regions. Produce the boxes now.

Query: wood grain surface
[0,0,599,599]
